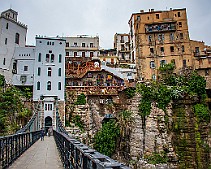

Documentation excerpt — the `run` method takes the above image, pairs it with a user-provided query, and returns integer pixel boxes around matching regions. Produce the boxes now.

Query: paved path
[9,136,64,169]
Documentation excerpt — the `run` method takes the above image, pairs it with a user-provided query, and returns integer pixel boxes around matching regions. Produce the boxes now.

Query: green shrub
[93,120,120,157]
[75,93,86,105]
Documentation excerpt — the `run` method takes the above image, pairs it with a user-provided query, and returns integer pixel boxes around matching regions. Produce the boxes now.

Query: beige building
[129,8,193,81]
[191,40,211,89]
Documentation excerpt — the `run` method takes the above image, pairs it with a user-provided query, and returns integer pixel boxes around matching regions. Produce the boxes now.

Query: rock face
[65,90,211,169]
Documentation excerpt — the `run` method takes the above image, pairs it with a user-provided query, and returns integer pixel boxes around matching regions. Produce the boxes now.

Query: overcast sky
[0,0,211,49]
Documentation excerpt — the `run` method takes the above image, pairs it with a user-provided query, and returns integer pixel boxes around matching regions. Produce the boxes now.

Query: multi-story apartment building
[64,35,99,58]
[99,49,118,66]
[0,9,27,83]
[114,33,131,64]
[12,46,35,86]
[129,8,193,81]
[33,36,66,130]
[190,40,211,90]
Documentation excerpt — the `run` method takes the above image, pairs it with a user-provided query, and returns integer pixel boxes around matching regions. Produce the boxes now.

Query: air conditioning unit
[20,75,27,83]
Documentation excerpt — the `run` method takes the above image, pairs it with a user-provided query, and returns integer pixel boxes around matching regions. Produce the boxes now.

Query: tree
[93,120,120,157]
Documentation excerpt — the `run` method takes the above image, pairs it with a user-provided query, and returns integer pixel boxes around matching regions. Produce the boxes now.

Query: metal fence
[54,130,130,169]
[0,131,40,169]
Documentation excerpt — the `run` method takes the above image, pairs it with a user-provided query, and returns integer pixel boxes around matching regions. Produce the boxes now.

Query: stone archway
[45,116,52,134]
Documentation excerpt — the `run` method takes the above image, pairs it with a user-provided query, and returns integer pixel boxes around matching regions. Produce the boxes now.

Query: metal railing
[54,131,129,169]
[0,131,40,169]
[54,111,130,169]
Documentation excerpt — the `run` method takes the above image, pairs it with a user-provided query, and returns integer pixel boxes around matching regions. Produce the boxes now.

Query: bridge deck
[9,136,63,169]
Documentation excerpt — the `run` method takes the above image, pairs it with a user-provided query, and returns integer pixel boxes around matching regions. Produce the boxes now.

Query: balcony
[66,45,98,51]
[145,22,176,33]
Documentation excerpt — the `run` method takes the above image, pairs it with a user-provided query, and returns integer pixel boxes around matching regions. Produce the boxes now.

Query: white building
[12,46,35,86]
[64,35,99,58]
[114,33,131,64]
[33,36,66,130]
[0,9,27,83]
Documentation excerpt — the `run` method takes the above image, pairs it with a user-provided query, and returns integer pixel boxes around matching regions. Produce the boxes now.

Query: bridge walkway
[9,136,63,169]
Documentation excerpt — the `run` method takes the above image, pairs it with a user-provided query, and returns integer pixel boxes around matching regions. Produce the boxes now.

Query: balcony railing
[145,22,176,33]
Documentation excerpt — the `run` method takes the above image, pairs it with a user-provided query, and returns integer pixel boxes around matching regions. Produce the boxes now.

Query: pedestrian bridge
[0,111,129,169]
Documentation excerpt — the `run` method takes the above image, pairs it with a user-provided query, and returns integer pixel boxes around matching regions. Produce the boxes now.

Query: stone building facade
[129,8,194,81]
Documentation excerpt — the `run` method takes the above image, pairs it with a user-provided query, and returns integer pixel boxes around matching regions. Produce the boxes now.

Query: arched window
[58,82,61,90]
[37,81,40,90]
[38,53,41,62]
[46,54,50,62]
[47,81,51,91]
[51,54,54,62]
[15,33,20,44]
[58,54,62,63]
[48,67,52,76]
[58,68,61,76]
[37,67,41,76]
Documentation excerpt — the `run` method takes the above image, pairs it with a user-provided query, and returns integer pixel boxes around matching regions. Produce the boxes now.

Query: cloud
[0,0,210,48]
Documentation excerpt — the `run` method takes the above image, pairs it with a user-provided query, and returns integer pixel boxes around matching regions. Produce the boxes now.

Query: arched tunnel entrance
[45,116,52,135]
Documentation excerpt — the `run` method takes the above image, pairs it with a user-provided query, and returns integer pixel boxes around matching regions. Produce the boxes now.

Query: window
[66,52,69,56]
[195,47,200,53]
[183,60,187,67]
[152,74,156,80]
[15,33,20,44]
[150,48,154,54]
[48,104,52,111]
[121,53,125,60]
[180,33,183,40]
[59,54,62,63]
[38,67,41,76]
[24,66,28,71]
[182,45,185,52]
[50,54,54,62]
[90,52,93,57]
[82,43,85,47]
[47,41,49,45]
[3,58,6,65]
[5,38,7,45]
[156,14,159,19]
[48,67,52,76]
[38,53,41,62]
[160,60,166,67]
[121,45,124,51]
[179,22,182,27]
[58,68,61,76]
[148,35,152,42]
[66,42,69,47]
[46,54,50,62]
[171,59,176,66]
[37,81,40,90]
[45,103,53,111]
[160,47,164,52]
[205,69,209,76]
[74,52,77,57]
[52,42,54,45]
[178,12,181,17]
[170,33,174,41]
[6,23,8,29]
[82,52,85,57]
[158,34,164,42]
[47,81,51,91]
[170,46,174,52]
[74,42,77,46]
[90,43,94,47]
[58,82,61,90]
[150,61,155,68]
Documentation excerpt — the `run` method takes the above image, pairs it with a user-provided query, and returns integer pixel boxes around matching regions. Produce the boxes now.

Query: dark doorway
[45,116,52,135]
